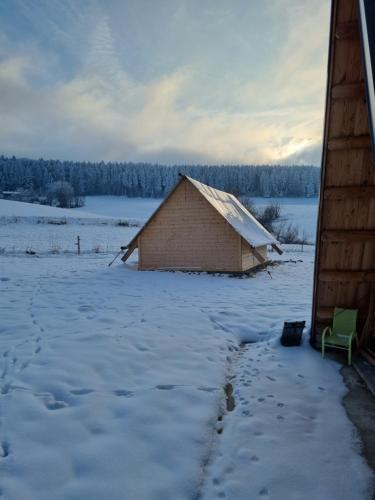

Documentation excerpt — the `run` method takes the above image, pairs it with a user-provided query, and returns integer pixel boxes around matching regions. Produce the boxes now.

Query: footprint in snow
[45,400,68,410]
[198,386,218,393]
[0,441,10,458]
[70,388,94,396]
[113,389,134,397]
[135,345,149,352]
[242,410,253,416]
[78,304,94,312]
[259,487,269,497]
[1,383,11,395]
[156,384,176,390]
[39,393,69,410]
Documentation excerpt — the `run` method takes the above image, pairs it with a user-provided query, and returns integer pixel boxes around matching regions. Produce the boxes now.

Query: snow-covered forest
[0,156,320,198]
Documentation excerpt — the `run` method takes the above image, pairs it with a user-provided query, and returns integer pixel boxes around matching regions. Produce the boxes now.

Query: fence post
[76,235,81,255]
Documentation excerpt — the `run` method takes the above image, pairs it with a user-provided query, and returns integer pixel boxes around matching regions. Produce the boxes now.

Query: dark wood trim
[327,135,372,150]
[331,82,365,99]
[335,21,359,39]
[321,229,375,241]
[323,185,375,199]
[319,270,375,282]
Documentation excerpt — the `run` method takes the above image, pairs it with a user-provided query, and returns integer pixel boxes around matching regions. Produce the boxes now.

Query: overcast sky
[0,0,330,165]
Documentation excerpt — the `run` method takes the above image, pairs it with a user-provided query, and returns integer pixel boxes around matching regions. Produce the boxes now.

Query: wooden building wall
[312,0,375,347]
[137,179,266,272]
[139,179,241,271]
[241,240,267,271]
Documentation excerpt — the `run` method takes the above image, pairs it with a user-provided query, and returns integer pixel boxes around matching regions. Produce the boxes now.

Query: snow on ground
[0,199,140,254]
[75,196,162,221]
[0,200,373,500]
[201,341,372,500]
[0,222,138,255]
[253,197,318,241]
[0,199,108,220]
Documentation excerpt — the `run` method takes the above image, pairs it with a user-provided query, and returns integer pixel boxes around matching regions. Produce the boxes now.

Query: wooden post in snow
[76,235,81,255]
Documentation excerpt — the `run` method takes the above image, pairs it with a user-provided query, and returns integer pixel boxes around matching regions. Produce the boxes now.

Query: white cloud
[0,1,330,165]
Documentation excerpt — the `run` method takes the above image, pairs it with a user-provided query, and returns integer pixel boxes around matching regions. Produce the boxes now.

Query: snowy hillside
[0,199,140,255]
[0,198,104,219]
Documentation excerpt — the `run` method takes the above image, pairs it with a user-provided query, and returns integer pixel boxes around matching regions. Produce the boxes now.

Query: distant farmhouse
[0,189,47,204]
[122,175,282,272]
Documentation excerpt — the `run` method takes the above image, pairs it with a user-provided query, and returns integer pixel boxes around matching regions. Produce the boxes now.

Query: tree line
[0,155,320,198]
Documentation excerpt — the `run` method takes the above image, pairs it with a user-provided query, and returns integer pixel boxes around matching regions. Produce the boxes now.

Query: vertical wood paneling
[312,0,375,347]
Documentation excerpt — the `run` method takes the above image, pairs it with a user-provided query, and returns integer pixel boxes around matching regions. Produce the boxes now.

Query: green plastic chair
[321,308,359,365]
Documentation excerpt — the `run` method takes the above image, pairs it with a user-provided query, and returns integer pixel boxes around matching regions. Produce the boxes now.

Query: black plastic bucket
[280,321,306,346]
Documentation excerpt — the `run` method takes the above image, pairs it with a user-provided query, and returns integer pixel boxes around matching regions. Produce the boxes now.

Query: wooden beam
[335,21,359,40]
[323,185,375,200]
[360,348,375,367]
[327,135,372,150]
[321,230,375,242]
[271,243,283,255]
[250,246,266,264]
[331,82,365,99]
[121,243,137,263]
[319,270,375,283]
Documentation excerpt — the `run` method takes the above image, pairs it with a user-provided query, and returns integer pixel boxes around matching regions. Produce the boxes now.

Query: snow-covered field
[252,196,318,240]
[0,199,139,254]
[0,196,318,255]
[77,195,319,241]
[0,198,373,500]
[76,196,162,222]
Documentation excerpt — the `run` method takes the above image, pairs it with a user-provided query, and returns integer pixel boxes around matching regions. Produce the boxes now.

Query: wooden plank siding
[138,179,243,272]
[311,0,375,348]
[241,240,267,271]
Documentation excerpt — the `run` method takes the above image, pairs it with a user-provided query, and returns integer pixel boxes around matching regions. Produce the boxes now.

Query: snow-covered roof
[185,176,280,249]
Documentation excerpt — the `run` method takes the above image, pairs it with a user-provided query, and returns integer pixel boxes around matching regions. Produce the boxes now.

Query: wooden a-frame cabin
[122,175,282,273]
[311,0,375,362]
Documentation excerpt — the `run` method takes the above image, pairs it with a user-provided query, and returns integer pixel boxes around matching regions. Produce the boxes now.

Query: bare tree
[240,197,281,233]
